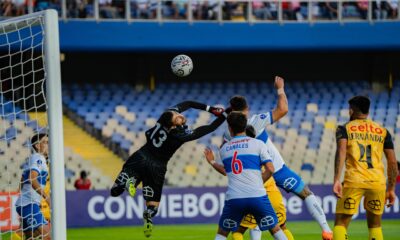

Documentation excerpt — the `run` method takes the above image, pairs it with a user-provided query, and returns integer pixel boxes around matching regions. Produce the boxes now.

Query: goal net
[0,10,66,240]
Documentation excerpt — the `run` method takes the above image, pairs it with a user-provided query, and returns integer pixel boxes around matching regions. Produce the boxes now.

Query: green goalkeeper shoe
[143,217,153,238]
[125,178,136,197]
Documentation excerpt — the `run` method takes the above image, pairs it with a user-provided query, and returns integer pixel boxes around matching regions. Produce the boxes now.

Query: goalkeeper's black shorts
[122,148,167,202]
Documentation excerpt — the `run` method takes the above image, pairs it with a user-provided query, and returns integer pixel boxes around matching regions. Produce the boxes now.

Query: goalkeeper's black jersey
[140,101,225,164]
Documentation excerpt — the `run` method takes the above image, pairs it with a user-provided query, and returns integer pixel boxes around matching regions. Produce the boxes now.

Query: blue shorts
[273,165,305,194]
[16,203,48,232]
[219,195,278,232]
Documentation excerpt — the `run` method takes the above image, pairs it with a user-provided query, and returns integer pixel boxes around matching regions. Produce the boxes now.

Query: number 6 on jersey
[231,151,243,174]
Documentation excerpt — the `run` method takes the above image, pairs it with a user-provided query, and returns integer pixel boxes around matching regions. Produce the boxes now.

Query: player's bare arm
[262,162,274,182]
[384,148,398,207]
[30,170,51,207]
[204,148,226,176]
[271,76,289,123]
[333,138,347,199]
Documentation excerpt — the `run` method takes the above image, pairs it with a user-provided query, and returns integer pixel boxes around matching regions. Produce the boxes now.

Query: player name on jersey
[224,138,250,151]
[348,132,385,143]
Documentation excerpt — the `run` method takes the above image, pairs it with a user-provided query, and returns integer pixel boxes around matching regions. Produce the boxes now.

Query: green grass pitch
[2,220,399,239]
[66,220,400,240]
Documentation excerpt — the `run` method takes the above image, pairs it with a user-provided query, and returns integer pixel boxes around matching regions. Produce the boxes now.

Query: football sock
[283,229,294,240]
[333,225,347,240]
[369,227,383,240]
[250,226,262,240]
[273,229,288,240]
[305,195,331,232]
[144,205,158,218]
[215,234,227,240]
[232,232,244,240]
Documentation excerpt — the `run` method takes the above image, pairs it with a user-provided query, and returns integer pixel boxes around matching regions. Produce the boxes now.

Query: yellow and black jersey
[336,119,394,189]
[264,177,280,192]
[41,170,51,221]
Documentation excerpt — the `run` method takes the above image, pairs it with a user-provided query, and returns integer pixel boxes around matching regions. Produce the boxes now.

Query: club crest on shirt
[259,114,266,119]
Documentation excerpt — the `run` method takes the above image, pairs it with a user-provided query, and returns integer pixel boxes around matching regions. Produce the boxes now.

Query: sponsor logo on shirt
[349,124,383,134]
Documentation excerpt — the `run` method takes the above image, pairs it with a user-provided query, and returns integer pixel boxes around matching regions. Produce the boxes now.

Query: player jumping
[209,125,294,240]
[110,101,226,238]
[333,96,398,240]
[15,133,51,240]
[205,112,288,240]
[224,76,333,240]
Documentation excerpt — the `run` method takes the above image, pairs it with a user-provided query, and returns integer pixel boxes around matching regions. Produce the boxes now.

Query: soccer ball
[171,54,193,77]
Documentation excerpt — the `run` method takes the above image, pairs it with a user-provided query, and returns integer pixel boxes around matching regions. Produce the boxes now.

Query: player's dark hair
[230,95,248,111]
[348,96,370,114]
[80,170,87,179]
[245,125,256,138]
[227,112,247,135]
[31,133,47,152]
[158,111,174,129]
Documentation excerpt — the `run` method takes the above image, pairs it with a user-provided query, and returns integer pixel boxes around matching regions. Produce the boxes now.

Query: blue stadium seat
[301,163,315,172]
[62,80,400,186]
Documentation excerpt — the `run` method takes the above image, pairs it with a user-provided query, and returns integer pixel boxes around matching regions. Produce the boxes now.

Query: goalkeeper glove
[209,106,225,117]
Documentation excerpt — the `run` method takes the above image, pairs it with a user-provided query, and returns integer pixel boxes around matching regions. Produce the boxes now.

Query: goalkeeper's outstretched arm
[169,101,208,113]
[178,115,226,142]
[169,100,225,116]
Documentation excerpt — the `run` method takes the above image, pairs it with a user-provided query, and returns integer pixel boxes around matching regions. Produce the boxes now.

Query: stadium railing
[2,0,400,23]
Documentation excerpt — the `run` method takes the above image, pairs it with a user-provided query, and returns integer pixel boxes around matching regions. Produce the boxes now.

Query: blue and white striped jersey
[15,153,48,207]
[220,136,272,200]
[223,112,285,172]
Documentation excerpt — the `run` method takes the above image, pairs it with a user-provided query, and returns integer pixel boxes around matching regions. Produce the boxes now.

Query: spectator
[199,0,219,20]
[373,0,390,19]
[325,1,338,20]
[67,0,79,18]
[35,0,51,11]
[162,1,178,19]
[83,0,95,18]
[99,0,119,18]
[13,0,26,16]
[74,170,91,190]
[252,1,272,20]
[132,0,150,19]
[386,0,398,19]
[356,0,368,19]
[1,0,13,16]
[222,1,237,20]
[112,0,125,18]
[282,0,302,20]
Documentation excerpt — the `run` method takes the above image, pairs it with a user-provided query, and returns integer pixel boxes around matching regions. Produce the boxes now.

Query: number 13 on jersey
[231,151,243,174]
[150,123,167,148]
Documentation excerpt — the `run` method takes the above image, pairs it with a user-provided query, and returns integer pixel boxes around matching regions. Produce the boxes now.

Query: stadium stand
[2,0,399,21]
[62,80,400,187]
[64,146,113,190]
[63,116,122,183]
[0,101,113,191]
[3,79,399,190]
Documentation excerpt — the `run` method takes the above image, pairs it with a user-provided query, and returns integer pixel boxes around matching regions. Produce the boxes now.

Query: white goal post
[0,10,66,240]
